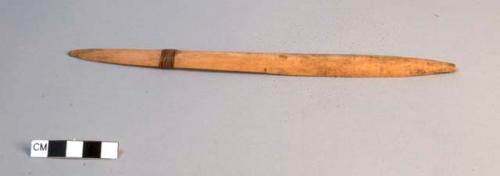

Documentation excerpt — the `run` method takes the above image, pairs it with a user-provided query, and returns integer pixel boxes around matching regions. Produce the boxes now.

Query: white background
[1,0,500,175]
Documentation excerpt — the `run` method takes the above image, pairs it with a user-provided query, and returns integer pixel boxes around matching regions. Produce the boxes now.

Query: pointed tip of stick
[68,49,102,59]
[438,62,456,74]
[447,62,457,72]
[68,50,79,57]
[419,60,457,76]
[67,48,163,68]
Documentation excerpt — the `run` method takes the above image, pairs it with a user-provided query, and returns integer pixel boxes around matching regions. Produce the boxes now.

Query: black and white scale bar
[30,140,118,159]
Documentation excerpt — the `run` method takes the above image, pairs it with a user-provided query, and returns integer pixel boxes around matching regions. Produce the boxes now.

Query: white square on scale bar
[100,142,118,159]
[66,141,83,157]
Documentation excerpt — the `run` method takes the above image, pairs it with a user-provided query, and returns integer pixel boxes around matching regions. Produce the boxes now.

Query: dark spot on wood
[279,55,288,59]
[426,62,436,66]
[415,69,426,75]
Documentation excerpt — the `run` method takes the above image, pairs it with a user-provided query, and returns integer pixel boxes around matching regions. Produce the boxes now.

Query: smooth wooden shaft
[174,50,455,77]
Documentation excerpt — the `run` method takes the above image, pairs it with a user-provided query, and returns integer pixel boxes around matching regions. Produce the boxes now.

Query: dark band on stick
[160,49,177,69]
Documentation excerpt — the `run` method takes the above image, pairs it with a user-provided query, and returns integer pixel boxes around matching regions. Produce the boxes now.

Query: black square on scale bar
[48,140,66,157]
[82,141,101,158]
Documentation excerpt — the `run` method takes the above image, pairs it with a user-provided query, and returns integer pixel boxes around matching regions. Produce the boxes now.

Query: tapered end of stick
[421,60,456,75]
[68,50,81,58]
[68,49,163,68]
[442,62,456,73]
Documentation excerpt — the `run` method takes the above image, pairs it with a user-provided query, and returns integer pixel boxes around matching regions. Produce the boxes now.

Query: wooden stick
[68,49,456,77]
